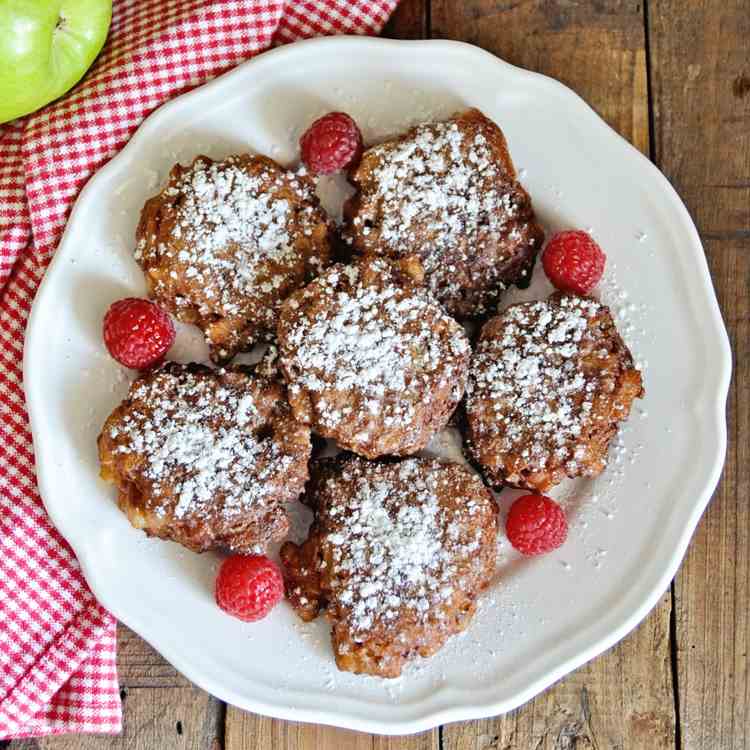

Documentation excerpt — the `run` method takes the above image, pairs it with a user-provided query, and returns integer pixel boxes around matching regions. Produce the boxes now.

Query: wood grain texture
[7,689,223,750]
[224,713,438,750]
[649,1,750,748]
[442,595,675,750]
[442,598,676,750]
[382,0,428,39]
[431,0,649,154]
[431,1,676,747]
[648,0,750,238]
[117,623,191,688]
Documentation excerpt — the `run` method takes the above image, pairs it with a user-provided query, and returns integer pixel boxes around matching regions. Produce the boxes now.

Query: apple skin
[0,0,112,123]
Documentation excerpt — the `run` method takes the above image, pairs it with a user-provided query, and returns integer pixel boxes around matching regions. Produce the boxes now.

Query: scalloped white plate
[24,37,731,734]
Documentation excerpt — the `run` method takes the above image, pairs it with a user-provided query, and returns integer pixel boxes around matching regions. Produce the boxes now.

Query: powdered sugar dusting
[280,258,470,434]
[321,459,489,639]
[172,159,292,262]
[107,368,295,523]
[343,111,543,316]
[135,155,330,361]
[362,125,515,257]
[138,158,312,314]
[468,295,604,475]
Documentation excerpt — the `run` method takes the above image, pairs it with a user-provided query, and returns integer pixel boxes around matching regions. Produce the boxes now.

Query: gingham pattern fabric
[0,0,397,738]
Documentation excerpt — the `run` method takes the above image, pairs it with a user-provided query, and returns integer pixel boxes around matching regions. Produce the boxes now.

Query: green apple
[0,0,112,123]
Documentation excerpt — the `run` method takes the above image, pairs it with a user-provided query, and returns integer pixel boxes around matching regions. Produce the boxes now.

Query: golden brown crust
[281,456,497,678]
[465,293,644,492]
[342,108,544,318]
[98,362,311,553]
[136,154,334,363]
[277,256,471,458]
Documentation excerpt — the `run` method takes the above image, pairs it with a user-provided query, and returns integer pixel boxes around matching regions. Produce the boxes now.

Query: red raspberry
[103,298,175,369]
[542,230,606,294]
[299,112,363,175]
[215,555,284,622]
[506,494,568,556]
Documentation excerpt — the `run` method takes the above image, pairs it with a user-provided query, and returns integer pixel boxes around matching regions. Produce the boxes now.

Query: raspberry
[299,112,363,175]
[215,555,284,622]
[506,494,568,556]
[542,230,606,294]
[102,298,175,369]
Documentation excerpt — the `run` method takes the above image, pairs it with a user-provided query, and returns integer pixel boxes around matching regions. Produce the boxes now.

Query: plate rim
[24,35,732,735]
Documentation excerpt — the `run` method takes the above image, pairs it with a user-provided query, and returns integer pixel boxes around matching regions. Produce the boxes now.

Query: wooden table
[7,1,747,748]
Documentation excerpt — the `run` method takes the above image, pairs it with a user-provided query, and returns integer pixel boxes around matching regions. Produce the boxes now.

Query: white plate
[24,37,731,734]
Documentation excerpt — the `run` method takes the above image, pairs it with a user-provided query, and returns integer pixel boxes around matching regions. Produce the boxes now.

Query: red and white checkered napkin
[0,0,398,738]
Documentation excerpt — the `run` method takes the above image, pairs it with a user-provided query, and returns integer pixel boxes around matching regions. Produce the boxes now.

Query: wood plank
[8,688,222,750]
[443,606,675,750]
[431,1,676,746]
[442,595,675,750]
[382,0,428,40]
[648,1,750,748]
[648,0,749,238]
[224,713,437,750]
[432,0,649,154]
[116,623,191,688]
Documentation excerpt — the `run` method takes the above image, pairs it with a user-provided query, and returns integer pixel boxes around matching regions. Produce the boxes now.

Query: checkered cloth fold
[0,0,397,738]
